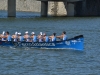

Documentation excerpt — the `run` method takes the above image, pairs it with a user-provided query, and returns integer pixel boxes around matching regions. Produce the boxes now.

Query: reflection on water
[0,10,40,18]
[0,11,100,75]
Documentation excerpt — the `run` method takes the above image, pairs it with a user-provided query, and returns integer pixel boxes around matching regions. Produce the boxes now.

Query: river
[0,11,100,75]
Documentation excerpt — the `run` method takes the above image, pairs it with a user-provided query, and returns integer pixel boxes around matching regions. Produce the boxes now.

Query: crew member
[31,32,37,42]
[24,31,30,42]
[38,32,43,42]
[2,31,12,41]
[57,31,67,41]
[43,33,49,42]
[0,31,6,41]
[49,33,56,42]
[18,32,24,42]
[12,32,18,42]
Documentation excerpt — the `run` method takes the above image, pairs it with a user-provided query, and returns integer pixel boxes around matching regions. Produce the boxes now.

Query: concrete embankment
[1,0,100,16]
[0,0,67,16]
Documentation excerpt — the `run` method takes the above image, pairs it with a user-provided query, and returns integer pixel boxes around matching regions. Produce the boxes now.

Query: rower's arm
[57,35,63,39]
[12,35,14,38]
[0,34,1,38]
[2,35,7,38]
[0,34,2,39]
[30,35,33,38]
[49,36,52,39]
[23,35,25,38]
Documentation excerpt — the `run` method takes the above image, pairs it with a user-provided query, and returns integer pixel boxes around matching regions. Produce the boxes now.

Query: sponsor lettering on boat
[71,39,82,44]
[17,42,55,47]
[65,41,70,45]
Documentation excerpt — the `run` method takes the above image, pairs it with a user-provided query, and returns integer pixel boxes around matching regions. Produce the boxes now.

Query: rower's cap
[18,32,21,35]
[40,32,42,35]
[15,32,18,35]
[2,31,5,35]
[31,32,35,34]
[43,33,46,36]
[25,31,28,34]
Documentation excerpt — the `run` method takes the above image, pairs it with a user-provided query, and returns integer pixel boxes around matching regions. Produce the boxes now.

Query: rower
[49,33,56,42]
[38,32,43,42]
[1,31,6,41]
[3,31,12,41]
[43,33,49,42]
[57,31,67,41]
[24,31,30,42]
[18,32,24,42]
[31,32,37,42]
[12,32,18,42]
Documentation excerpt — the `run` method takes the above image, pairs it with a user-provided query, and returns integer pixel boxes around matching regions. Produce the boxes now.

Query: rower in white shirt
[12,32,18,42]
[49,33,56,42]
[57,31,67,41]
[18,32,24,42]
[38,32,43,42]
[2,31,12,41]
[30,32,37,42]
[0,31,6,41]
[24,31,30,42]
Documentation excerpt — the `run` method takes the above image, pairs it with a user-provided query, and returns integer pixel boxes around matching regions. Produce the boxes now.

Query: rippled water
[0,11,100,75]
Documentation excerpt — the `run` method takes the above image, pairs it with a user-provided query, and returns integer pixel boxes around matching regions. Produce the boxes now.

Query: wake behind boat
[0,35,84,50]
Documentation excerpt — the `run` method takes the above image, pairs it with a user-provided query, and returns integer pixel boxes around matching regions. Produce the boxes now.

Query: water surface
[0,11,100,75]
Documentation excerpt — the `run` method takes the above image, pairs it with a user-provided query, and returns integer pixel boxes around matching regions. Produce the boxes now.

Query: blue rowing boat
[0,35,84,50]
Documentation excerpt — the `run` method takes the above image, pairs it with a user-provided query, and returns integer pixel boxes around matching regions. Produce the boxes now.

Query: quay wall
[0,0,100,16]
[0,0,67,16]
